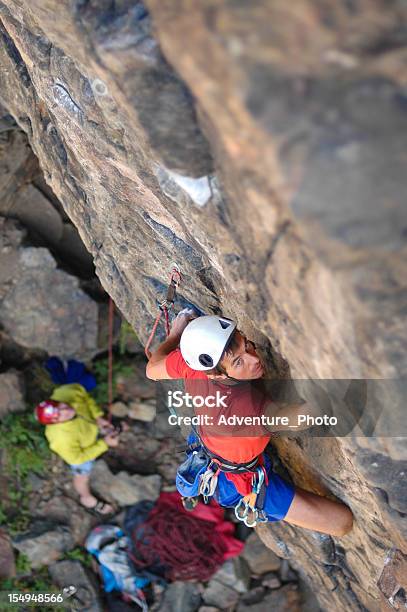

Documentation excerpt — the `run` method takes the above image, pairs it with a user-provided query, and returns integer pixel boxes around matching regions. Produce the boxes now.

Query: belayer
[146,310,353,536]
[35,383,121,516]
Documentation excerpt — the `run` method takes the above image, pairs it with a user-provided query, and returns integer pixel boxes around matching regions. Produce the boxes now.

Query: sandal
[86,500,116,517]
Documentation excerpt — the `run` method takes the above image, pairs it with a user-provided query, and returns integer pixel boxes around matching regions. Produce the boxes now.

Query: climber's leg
[215,469,296,522]
[283,488,353,537]
[71,462,114,514]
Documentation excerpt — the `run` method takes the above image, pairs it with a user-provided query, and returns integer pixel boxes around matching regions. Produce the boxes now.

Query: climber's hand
[104,432,120,447]
[96,417,110,431]
[169,308,197,339]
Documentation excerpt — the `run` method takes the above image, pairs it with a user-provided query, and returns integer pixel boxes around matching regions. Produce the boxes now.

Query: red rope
[107,296,114,423]
[129,500,226,581]
[145,311,163,359]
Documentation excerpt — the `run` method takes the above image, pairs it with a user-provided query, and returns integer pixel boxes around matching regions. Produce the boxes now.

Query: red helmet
[34,400,62,424]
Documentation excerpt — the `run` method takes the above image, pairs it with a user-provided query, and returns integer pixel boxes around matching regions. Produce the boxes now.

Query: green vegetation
[91,355,134,406]
[119,319,139,355]
[0,411,51,535]
[0,554,58,605]
[29,362,55,397]
[64,546,92,568]
[15,552,31,575]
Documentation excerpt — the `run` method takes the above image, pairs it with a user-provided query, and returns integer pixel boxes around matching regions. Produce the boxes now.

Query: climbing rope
[145,264,181,359]
[106,263,181,420]
[129,498,226,581]
[107,296,115,423]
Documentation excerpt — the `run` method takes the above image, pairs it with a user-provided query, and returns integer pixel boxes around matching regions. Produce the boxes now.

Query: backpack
[85,525,148,612]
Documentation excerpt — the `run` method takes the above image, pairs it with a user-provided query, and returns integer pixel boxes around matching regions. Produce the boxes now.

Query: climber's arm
[146,334,181,380]
[146,309,196,380]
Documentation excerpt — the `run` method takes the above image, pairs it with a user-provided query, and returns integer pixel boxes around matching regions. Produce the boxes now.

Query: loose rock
[109,401,129,418]
[0,247,98,359]
[261,572,281,589]
[49,560,102,612]
[90,460,161,506]
[13,525,74,568]
[209,558,251,594]
[202,578,240,610]
[159,581,201,612]
[237,584,301,612]
[239,586,266,606]
[241,532,281,574]
[31,495,92,545]
[128,399,157,422]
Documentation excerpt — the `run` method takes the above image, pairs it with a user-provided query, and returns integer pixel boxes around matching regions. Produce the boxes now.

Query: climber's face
[53,403,76,423]
[219,331,264,380]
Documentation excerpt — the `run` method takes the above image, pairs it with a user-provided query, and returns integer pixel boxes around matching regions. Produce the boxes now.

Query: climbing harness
[234,466,268,527]
[145,263,182,359]
[177,432,269,527]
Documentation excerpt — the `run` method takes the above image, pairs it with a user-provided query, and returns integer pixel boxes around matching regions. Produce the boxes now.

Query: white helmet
[180,315,237,371]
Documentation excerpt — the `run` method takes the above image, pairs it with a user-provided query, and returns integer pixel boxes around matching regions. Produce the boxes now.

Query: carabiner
[234,498,259,528]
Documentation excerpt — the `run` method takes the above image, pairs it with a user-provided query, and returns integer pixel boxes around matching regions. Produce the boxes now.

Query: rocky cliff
[0,2,406,610]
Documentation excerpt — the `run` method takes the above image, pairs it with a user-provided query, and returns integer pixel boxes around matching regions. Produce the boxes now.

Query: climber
[146,311,353,537]
[35,383,121,516]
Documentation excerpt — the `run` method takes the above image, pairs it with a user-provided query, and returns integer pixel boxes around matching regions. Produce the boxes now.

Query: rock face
[13,525,74,569]
[0,370,25,418]
[0,2,406,610]
[0,241,98,359]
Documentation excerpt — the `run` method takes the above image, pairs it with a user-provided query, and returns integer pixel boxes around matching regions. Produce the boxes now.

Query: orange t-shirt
[165,349,270,464]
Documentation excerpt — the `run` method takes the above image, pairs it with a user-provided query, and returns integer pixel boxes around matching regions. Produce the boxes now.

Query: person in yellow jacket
[35,383,120,515]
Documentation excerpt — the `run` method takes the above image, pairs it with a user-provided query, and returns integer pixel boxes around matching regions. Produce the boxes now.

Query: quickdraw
[199,462,220,503]
[145,264,182,359]
[234,466,268,528]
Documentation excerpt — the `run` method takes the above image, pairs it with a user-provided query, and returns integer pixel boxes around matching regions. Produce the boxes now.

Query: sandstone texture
[0,2,406,610]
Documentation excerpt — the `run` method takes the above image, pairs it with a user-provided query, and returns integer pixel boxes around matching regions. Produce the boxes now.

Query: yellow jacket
[45,384,108,465]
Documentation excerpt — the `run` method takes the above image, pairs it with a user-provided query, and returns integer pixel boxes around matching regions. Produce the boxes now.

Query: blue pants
[214,455,295,522]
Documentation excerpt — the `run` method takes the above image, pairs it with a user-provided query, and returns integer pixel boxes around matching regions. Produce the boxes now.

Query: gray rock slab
[0,247,98,359]
[242,532,281,575]
[159,581,201,612]
[209,558,251,594]
[49,560,102,612]
[13,526,74,569]
[237,584,301,612]
[31,495,92,545]
[90,459,161,506]
[202,578,240,609]
[11,184,64,244]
